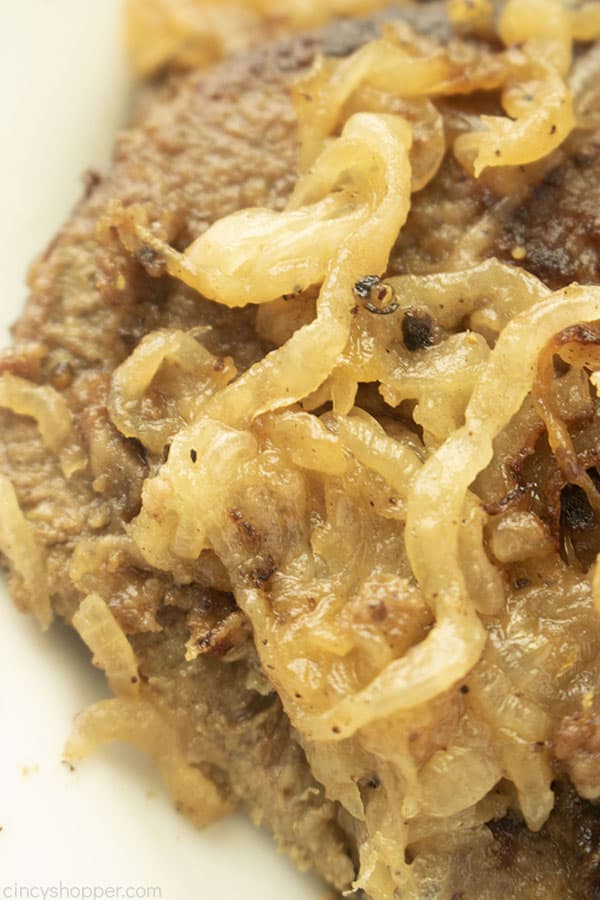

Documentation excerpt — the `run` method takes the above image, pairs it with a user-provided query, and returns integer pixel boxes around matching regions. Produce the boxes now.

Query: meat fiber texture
[2,3,600,898]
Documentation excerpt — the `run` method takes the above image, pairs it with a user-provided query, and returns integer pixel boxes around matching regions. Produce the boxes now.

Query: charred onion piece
[533,322,600,517]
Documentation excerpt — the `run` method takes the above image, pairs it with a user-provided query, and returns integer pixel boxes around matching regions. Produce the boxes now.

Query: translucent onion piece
[336,412,421,502]
[259,410,348,476]
[125,0,398,75]
[118,113,411,431]
[127,0,198,75]
[333,264,550,434]
[407,787,508,844]
[566,2,600,41]
[355,794,413,898]
[490,510,555,564]
[533,323,600,515]
[454,0,575,177]
[500,734,554,831]
[468,660,553,830]
[500,0,572,76]
[65,697,230,828]
[386,260,551,332]
[400,288,600,711]
[132,418,259,565]
[69,535,147,590]
[468,661,551,744]
[380,332,491,444]
[203,113,413,428]
[298,285,600,742]
[454,60,574,176]
[458,494,504,615]
[72,593,140,697]
[335,330,491,446]
[0,475,51,629]
[109,12,600,894]
[129,511,181,574]
[294,36,506,170]
[446,0,495,35]
[108,329,236,454]
[341,90,446,192]
[131,113,408,310]
[329,369,359,416]
[0,373,85,478]
[419,743,502,818]
[126,0,261,75]
[165,194,369,306]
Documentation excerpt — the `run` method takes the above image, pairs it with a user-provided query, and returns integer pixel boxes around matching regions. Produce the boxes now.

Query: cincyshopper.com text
[2,885,162,900]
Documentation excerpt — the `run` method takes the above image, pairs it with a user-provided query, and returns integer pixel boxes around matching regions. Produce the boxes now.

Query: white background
[0,3,322,897]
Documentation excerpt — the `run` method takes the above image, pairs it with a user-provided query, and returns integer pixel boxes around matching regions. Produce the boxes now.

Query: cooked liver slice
[2,4,600,896]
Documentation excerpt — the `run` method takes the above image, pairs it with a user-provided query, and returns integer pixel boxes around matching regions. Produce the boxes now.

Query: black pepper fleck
[402,310,435,351]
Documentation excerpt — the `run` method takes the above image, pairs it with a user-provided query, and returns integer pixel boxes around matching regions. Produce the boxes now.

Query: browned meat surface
[498,134,600,289]
[2,3,600,897]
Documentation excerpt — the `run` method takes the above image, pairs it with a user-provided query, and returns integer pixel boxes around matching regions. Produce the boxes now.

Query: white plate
[0,4,322,897]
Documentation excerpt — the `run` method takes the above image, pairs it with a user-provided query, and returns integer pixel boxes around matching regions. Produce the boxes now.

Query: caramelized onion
[0,373,85,477]
[291,288,600,741]
[569,3,600,41]
[97,9,600,897]
[259,410,348,476]
[341,91,445,192]
[454,59,574,176]
[455,0,576,176]
[65,698,230,828]
[0,475,51,629]
[386,260,551,332]
[203,113,413,427]
[126,0,400,75]
[533,323,600,516]
[72,593,140,697]
[336,412,421,501]
[108,329,236,455]
[294,32,506,170]
[126,0,263,75]
[446,0,495,35]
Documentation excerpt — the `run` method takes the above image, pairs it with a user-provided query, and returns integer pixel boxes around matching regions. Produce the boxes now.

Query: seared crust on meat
[498,134,600,289]
[2,3,600,897]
